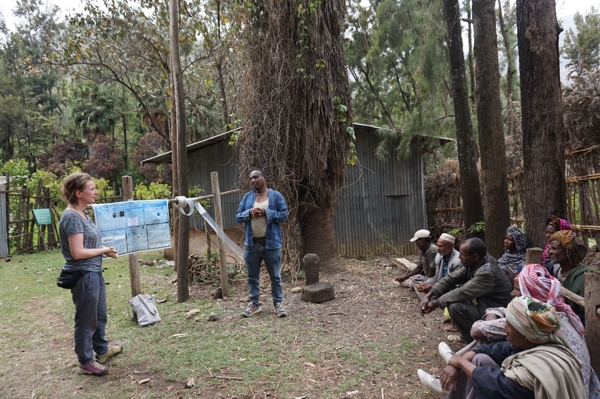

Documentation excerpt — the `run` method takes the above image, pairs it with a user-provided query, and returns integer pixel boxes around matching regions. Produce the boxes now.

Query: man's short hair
[463,237,487,258]
[251,168,267,178]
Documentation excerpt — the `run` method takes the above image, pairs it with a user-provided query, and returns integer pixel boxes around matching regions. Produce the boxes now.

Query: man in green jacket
[419,237,513,343]
[549,230,594,325]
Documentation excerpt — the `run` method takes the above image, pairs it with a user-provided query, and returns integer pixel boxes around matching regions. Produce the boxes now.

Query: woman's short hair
[61,173,93,205]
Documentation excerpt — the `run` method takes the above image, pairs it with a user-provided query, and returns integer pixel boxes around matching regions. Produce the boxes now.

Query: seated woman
[542,215,572,275]
[469,307,506,343]
[436,297,585,399]
[465,264,599,398]
[497,226,529,276]
[549,230,594,325]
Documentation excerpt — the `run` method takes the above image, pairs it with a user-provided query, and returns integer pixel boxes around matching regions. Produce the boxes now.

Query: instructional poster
[92,200,171,255]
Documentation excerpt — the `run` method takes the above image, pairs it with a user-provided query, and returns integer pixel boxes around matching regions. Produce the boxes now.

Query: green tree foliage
[53,0,241,145]
[562,7,600,72]
[0,0,64,166]
[70,82,118,156]
[345,0,453,138]
[134,181,172,200]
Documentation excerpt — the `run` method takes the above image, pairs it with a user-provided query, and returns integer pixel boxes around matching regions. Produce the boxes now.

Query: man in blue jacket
[236,168,288,317]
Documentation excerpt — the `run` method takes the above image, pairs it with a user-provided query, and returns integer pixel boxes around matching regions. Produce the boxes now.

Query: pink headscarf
[518,264,584,336]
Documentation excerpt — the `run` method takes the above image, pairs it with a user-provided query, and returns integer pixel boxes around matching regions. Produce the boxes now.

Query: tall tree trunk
[473,0,510,258]
[215,0,231,127]
[443,0,485,239]
[516,0,566,248]
[170,0,190,302]
[465,0,476,105]
[239,0,352,270]
[497,0,519,145]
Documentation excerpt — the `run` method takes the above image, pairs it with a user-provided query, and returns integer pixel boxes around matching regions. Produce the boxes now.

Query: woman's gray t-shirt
[59,209,103,272]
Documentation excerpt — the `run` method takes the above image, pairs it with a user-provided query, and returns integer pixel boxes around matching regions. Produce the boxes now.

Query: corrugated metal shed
[335,124,427,256]
[142,124,452,256]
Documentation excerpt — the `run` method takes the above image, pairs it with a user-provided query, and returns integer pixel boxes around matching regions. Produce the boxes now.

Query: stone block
[392,258,417,272]
[301,281,335,303]
[303,253,320,285]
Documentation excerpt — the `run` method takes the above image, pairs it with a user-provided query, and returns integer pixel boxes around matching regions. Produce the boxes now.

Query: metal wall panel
[333,126,426,256]
[186,142,243,230]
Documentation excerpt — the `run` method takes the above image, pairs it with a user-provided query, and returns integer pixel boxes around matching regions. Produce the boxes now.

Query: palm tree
[71,83,118,158]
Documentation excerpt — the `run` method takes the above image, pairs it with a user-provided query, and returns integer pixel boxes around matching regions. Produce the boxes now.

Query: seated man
[395,229,437,289]
[415,233,462,299]
[548,230,593,325]
[421,297,586,399]
[420,238,513,343]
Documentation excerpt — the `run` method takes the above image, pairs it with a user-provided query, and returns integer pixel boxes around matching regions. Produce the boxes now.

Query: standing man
[420,238,513,343]
[395,229,438,290]
[236,169,288,317]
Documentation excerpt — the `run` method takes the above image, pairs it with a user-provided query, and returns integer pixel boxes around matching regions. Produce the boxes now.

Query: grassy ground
[0,250,443,399]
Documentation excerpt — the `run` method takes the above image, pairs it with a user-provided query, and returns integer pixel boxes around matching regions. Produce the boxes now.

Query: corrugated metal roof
[140,125,453,165]
[141,128,241,165]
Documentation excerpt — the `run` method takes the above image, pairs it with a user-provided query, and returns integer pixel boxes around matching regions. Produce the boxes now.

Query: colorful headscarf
[498,226,529,273]
[550,230,588,266]
[518,264,584,336]
[546,215,572,232]
[542,216,572,265]
[506,296,564,345]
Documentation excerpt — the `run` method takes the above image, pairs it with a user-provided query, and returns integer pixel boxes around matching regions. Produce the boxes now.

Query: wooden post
[122,176,141,297]
[211,171,230,297]
[524,247,542,265]
[205,225,212,260]
[170,0,190,303]
[585,271,600,376]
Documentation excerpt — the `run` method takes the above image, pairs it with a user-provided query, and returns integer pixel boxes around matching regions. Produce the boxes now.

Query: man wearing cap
[419,237,513,343]
[414,233,462,300]
[395,229,438,289]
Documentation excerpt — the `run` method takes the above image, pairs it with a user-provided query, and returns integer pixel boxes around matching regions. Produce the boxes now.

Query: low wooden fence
[2,180,63,254]
[428,165,600,247]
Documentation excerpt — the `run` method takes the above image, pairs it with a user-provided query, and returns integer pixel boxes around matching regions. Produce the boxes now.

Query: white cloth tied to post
[174,196,244,259]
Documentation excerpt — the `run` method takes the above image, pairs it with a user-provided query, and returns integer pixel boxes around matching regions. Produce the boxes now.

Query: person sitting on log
[542,215,572,275]
[497,226,529,277]
[419,296,586,399]
[467,264,600,398]
[395,229,437,290]
[420,238,513,343]
[548,230,593,325]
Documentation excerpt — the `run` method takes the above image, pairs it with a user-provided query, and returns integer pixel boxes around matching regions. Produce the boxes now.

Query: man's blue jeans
[71,271,108,365]
[244,245,283,306]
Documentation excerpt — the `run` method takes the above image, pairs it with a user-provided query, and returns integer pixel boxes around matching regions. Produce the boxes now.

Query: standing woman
[59,173,121,376]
